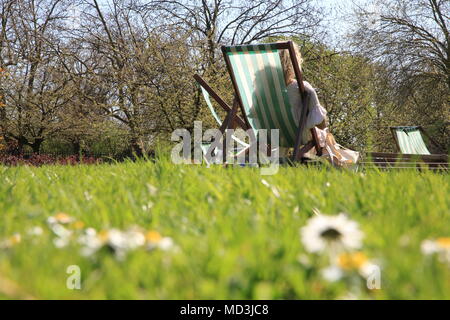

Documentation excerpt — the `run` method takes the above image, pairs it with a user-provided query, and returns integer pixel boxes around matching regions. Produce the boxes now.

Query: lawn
[0,158,449,299]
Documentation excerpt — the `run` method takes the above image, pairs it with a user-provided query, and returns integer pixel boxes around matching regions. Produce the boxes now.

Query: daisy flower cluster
[0,226,44,249]
[46,213,175,260]
[47,212,85,248]
[0,212,175,261]
[300,212,379,286]
[77,227,175,260]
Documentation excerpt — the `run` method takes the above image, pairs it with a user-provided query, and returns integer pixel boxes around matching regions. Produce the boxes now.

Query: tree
[0,0,78,153]
[351,0,449,151]
[0,66,6,152]
[354,0,449,88]
[145,0,323,69]
[64,0,203,155]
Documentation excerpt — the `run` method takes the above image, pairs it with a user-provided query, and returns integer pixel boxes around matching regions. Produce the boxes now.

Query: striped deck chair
[221,41,321,161]
[193,75,250,164]
[390,126,443,155]
[364,126,448,169]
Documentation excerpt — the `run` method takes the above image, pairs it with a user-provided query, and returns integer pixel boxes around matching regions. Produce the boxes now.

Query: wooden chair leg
[293,133,317,162]
[298,141,315,158]
[193,74,248,130]
[292,127,304,161]
[293,126,322,162]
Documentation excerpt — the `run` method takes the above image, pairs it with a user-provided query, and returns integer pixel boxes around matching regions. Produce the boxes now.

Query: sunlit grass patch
[0,159,449,299]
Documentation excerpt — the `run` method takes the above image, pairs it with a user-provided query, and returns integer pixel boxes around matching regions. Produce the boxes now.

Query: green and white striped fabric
[224,44,298,147]
[200,86,222,125]
[394,127,431,155]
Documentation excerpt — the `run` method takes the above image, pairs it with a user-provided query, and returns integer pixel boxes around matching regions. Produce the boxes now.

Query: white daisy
[50,223,72,238]
[321,265,343,282]
[158,237,174,251]
[421,237,450,264]
[421,240,439,255]
[91,227,147,259]
[105,229,128,251]
[300,213,364,254]
[145,231,174,251]
[124,228,146,250]
[49,223,73,248]
[47,213,74,225]
[78,228,103,257]
[53,236,70,248]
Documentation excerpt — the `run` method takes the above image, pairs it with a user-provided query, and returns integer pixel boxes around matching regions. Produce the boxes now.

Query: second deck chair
[390,126,446,156]
[364,126,448,169]
[194,75,250,164]
[219,41,321,162]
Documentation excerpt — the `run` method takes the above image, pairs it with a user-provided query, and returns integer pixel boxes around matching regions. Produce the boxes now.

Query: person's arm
[303,81,328,129]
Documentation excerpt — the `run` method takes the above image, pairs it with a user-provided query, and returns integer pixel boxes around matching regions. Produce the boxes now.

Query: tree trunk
[72,140,81,155]
[15,136,28,155]
[30,138,43,154]
[130,136,144,157]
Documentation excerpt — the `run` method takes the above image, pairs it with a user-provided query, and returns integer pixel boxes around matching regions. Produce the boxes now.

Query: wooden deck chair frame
[220,41,321,162]
[193,74,250,164]
[362,152,448,169]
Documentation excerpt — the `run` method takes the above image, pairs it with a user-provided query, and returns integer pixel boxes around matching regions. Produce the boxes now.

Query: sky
[317,0,373,48]
[316,0,380,50]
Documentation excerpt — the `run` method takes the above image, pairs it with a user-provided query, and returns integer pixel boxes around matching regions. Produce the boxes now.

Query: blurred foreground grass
[0,159,449,299]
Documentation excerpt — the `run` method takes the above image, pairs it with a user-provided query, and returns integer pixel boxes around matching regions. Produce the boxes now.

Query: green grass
[0,158,449,299]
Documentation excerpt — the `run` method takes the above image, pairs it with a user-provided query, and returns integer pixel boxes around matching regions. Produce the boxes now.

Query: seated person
[278,43,359,165]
